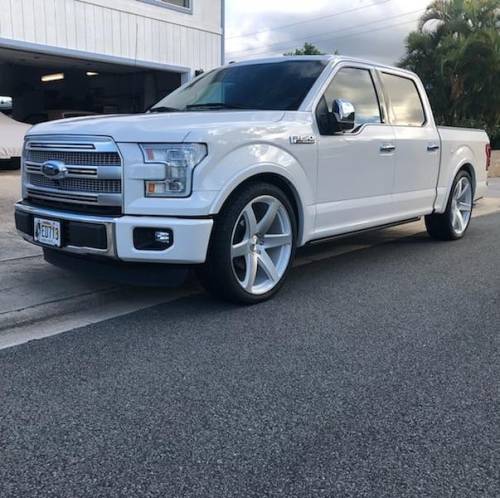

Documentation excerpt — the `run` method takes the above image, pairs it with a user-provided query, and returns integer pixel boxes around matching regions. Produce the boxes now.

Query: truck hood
[27,111,286,142]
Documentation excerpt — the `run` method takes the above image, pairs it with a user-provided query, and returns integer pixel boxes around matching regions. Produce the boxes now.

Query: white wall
[0,0,222,71]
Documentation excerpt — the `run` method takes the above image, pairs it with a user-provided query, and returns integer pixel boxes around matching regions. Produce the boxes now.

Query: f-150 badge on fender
[290,136,316,145]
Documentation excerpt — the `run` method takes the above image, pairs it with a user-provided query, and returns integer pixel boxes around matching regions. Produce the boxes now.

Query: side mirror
[333,99,355,132]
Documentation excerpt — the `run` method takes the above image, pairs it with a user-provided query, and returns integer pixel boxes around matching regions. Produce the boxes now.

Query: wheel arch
[458,163,476,194]
[211,171,309,246]
[435,156,478,213]
[442,162,477,210]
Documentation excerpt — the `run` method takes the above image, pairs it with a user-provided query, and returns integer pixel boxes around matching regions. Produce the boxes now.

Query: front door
[314,66,397,239]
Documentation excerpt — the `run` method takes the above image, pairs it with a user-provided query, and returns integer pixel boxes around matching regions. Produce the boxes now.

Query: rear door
[378,71,440,217]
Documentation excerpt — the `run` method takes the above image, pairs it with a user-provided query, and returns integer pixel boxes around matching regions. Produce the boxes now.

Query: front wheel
[198,182,297,304]
[425,170,473,241]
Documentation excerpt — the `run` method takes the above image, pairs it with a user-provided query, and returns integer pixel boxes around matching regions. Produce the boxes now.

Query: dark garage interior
[0,46,182,124]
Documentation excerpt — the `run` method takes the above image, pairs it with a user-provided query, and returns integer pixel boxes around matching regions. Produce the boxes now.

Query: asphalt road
[1,213,499,498]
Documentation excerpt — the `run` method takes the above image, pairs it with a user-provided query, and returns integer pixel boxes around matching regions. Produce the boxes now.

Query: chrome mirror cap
[333,99,356,131]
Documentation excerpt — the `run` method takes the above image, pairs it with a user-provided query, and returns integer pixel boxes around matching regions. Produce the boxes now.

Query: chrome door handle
[380,144,396,153]
[427,144,440,152]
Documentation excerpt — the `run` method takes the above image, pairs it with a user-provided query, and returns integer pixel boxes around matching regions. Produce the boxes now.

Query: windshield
[150,60,327,112]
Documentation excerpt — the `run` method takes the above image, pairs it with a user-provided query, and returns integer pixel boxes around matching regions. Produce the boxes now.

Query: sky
[225,0,432,66]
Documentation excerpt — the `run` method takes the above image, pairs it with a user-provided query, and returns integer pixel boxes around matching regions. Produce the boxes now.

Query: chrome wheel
[231,195,293,295]
[451,176,473,235]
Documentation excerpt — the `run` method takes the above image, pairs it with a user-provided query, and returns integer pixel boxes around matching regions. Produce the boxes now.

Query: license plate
[34,218,61,247]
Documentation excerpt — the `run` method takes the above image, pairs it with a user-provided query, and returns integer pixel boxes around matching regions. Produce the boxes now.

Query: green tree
[399,0,500,147]
[285,42,325,56]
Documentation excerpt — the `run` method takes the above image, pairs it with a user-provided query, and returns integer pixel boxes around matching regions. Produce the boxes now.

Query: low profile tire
[198,182,297,304]
[425,170,473,241]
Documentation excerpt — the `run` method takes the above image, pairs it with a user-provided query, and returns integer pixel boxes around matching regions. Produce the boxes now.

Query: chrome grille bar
[27,188,98,204]
[28,142,95,150]
[26,163,98,177]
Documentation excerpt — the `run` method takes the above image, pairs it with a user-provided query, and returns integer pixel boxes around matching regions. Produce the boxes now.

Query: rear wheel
[198,182,297,304]
[425,170,473,241]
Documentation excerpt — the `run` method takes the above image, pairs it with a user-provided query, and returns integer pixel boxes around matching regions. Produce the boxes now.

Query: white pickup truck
[15,56,491,303]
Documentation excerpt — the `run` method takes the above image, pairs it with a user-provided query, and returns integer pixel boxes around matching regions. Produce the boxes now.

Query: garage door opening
[0,47,183,124]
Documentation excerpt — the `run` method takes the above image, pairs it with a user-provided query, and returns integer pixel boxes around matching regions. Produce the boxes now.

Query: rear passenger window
[381,73,426,126]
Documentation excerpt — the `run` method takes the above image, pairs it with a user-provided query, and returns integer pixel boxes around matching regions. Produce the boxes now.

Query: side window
[322,67,382,127]
[381,73,426,126]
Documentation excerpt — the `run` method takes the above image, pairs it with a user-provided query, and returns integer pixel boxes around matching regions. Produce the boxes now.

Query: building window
[139,0,191,11]
[161,0,190,7]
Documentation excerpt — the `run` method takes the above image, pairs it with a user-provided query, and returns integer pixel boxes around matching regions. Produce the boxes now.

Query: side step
[308,218,421,246]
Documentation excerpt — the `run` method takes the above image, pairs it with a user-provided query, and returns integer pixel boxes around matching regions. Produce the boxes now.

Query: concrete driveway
[1,170,500,349]
[488,175,500,197]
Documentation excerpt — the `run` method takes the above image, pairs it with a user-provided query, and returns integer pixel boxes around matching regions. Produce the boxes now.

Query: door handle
[380,144,396,153]
[427,144,440,152]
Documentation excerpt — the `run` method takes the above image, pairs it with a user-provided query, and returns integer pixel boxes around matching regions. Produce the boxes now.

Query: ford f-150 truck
[15,56,491,303]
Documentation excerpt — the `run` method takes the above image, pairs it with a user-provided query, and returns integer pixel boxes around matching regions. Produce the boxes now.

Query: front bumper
[15,202,213,264]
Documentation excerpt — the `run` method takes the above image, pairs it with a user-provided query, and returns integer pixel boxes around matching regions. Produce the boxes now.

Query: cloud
[226,0,430,65]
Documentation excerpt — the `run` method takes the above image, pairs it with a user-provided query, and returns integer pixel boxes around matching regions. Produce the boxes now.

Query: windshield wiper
[148,106,182,113]
[185,103,253,111]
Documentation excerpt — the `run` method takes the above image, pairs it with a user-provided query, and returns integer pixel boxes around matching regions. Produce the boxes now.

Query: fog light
[133,228,173,251]
[155,231,171,244]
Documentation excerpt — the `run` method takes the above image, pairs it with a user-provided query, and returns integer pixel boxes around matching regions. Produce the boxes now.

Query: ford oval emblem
[41,161,68,180]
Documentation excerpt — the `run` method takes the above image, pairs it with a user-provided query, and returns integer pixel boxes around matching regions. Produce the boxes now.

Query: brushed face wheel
[450,176,473,236]
[230,195,293,295]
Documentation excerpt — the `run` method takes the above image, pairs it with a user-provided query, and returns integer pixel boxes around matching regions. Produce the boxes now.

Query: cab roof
[225,55,416,78]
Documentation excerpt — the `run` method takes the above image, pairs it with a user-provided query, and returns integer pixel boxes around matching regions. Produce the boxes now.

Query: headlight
[140,143,207,197]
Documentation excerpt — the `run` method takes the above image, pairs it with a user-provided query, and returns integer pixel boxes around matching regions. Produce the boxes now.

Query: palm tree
[419,0,499,34]
[400,0,500,146]
[419,0,471,36]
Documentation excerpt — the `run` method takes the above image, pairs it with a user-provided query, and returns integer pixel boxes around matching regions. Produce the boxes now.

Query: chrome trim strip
[28,142,95,150]
[15,201,118,258]
[26,135,118,153]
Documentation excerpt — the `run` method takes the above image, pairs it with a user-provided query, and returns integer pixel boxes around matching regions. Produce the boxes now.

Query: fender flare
[435,146,477,213]
[207,163,314,246]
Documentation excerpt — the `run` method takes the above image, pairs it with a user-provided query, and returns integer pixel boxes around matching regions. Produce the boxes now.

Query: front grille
[23,136,122,214]
[28,174,122,194]
[26,150,121,166]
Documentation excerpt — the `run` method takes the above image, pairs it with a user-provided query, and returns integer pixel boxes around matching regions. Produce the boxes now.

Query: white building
[0,0,224,121]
